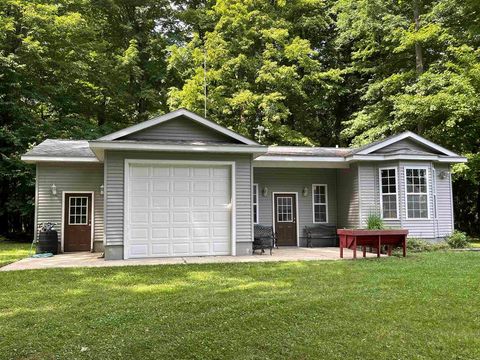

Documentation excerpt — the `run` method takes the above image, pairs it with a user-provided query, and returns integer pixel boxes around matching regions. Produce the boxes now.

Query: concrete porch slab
[1,247,385,272]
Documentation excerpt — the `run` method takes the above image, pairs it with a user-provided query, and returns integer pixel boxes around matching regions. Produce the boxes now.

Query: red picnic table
[337,229,408,259]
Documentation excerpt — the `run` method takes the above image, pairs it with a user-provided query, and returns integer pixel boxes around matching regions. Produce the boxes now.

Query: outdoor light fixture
[262,186,268,197]
[51,184,57,196]
[439,170,449,180]
[100,184,104,195]
[302,186,308,197]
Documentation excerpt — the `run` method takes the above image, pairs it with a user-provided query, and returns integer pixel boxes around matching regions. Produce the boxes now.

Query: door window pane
[69,196,89,225]
[277,197,293,222]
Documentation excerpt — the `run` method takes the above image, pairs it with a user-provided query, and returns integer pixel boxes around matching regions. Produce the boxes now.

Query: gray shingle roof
[264,146,354,157]
[23,139,96,159]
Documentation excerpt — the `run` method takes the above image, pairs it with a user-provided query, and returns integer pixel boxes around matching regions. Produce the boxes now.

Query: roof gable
[98,109,259,145]
[354,131,459,157]
[119,115,240,143]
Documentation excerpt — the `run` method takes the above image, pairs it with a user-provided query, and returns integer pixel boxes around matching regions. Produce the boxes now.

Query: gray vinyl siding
[375,138,441,154]
[358,161,454,239]
[104,151,253,246]
[337,164,359,228]
[120,116,240,143]
[35,163,104,249]
[253,168,337,245]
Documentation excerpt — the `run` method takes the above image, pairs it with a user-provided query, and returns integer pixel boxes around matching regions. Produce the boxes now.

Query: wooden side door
[64,193,92,252]
[274,193,297,246]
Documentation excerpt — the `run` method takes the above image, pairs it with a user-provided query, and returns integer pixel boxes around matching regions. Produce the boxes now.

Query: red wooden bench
[337,229,408,259]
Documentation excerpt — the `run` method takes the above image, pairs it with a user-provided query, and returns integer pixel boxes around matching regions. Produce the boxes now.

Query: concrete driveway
[1,247,384,271]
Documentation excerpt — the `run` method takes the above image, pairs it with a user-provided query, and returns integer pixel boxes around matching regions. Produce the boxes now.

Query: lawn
[1,252,479,360]
[0,239,31,267]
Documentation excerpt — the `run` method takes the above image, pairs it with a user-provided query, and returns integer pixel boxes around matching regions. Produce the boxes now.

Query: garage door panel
[131,165,149,177]
[193,181,210,192]
[193,197,210,208]
[151,228,169,239]
[131,211,149,224]
[152,196,169,208]
[192,212,210,223]
[193,167,210,177]
[173,197,190,208]
[151,212,170,223]
[213,168,229,178]
[193,242,210,253]
[129,244,148,257]
[131,180,149,192]
[130,228,148,240]
[151,243,169,256]
[172,243,190,255]
[152,180,169,192]
[126,163,231,258]
[193,227,210,238]
[152,167,169,177]
[212,211,229,222]
[131,197,149,208]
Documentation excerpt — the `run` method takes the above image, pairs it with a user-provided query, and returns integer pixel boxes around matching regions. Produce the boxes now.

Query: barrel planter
[337,229,408,259]
[36,230,59,255]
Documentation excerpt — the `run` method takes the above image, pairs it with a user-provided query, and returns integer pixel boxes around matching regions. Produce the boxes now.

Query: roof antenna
[203,45,207,118]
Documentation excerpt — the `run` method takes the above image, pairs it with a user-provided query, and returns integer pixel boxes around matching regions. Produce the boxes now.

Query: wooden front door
[64,193,92,252]
[274,193,297,246]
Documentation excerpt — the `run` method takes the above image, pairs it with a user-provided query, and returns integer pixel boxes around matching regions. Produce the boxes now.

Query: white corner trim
[271,192,300,247]
[61,191,95,253]
[123,159,237,259]
[98,108,259,145]
[356,131,460,157]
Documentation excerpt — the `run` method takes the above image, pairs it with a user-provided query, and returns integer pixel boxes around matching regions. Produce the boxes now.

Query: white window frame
[276,196,294,222]
[378,167,399,220]
[312,184,328,223]
[404,166,430,220]
[253,183,259,224]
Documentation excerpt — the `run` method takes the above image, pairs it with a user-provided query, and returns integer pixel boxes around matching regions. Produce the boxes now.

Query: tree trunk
[414,0,424,134]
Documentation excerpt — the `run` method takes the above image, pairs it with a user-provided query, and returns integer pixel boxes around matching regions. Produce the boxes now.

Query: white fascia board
[98,109,259,146]
[356,131,459,157]
[21,156,101,164]
[346,154,467,163]
[89,141,266,156]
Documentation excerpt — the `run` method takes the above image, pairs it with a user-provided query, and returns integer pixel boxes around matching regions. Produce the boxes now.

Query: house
[22,109,466,260]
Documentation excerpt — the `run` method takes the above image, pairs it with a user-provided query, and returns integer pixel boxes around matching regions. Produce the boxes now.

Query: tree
[167,0,348,146]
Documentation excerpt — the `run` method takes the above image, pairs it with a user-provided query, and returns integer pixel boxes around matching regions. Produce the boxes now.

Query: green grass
[1,252,479,359]
[0,239,31,267]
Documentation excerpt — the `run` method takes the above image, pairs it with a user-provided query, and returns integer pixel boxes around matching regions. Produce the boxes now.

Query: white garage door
[125,162,232,258]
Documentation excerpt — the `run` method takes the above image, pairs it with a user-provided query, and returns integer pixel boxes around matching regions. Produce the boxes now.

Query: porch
[253,166,353,247]
[1,247,383,271]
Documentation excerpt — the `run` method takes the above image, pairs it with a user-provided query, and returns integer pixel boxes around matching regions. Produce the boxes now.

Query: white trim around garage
[61,191,95,253]
[123,159,237,259]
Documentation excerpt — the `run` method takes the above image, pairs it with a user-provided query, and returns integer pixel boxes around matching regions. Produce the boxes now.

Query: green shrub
[366,214,384,230]
[406,238,449,253]
[446,231,470,249]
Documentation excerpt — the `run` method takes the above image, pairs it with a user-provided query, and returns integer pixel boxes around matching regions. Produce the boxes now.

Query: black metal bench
[253,224,276,255]
[304,224,338,247]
